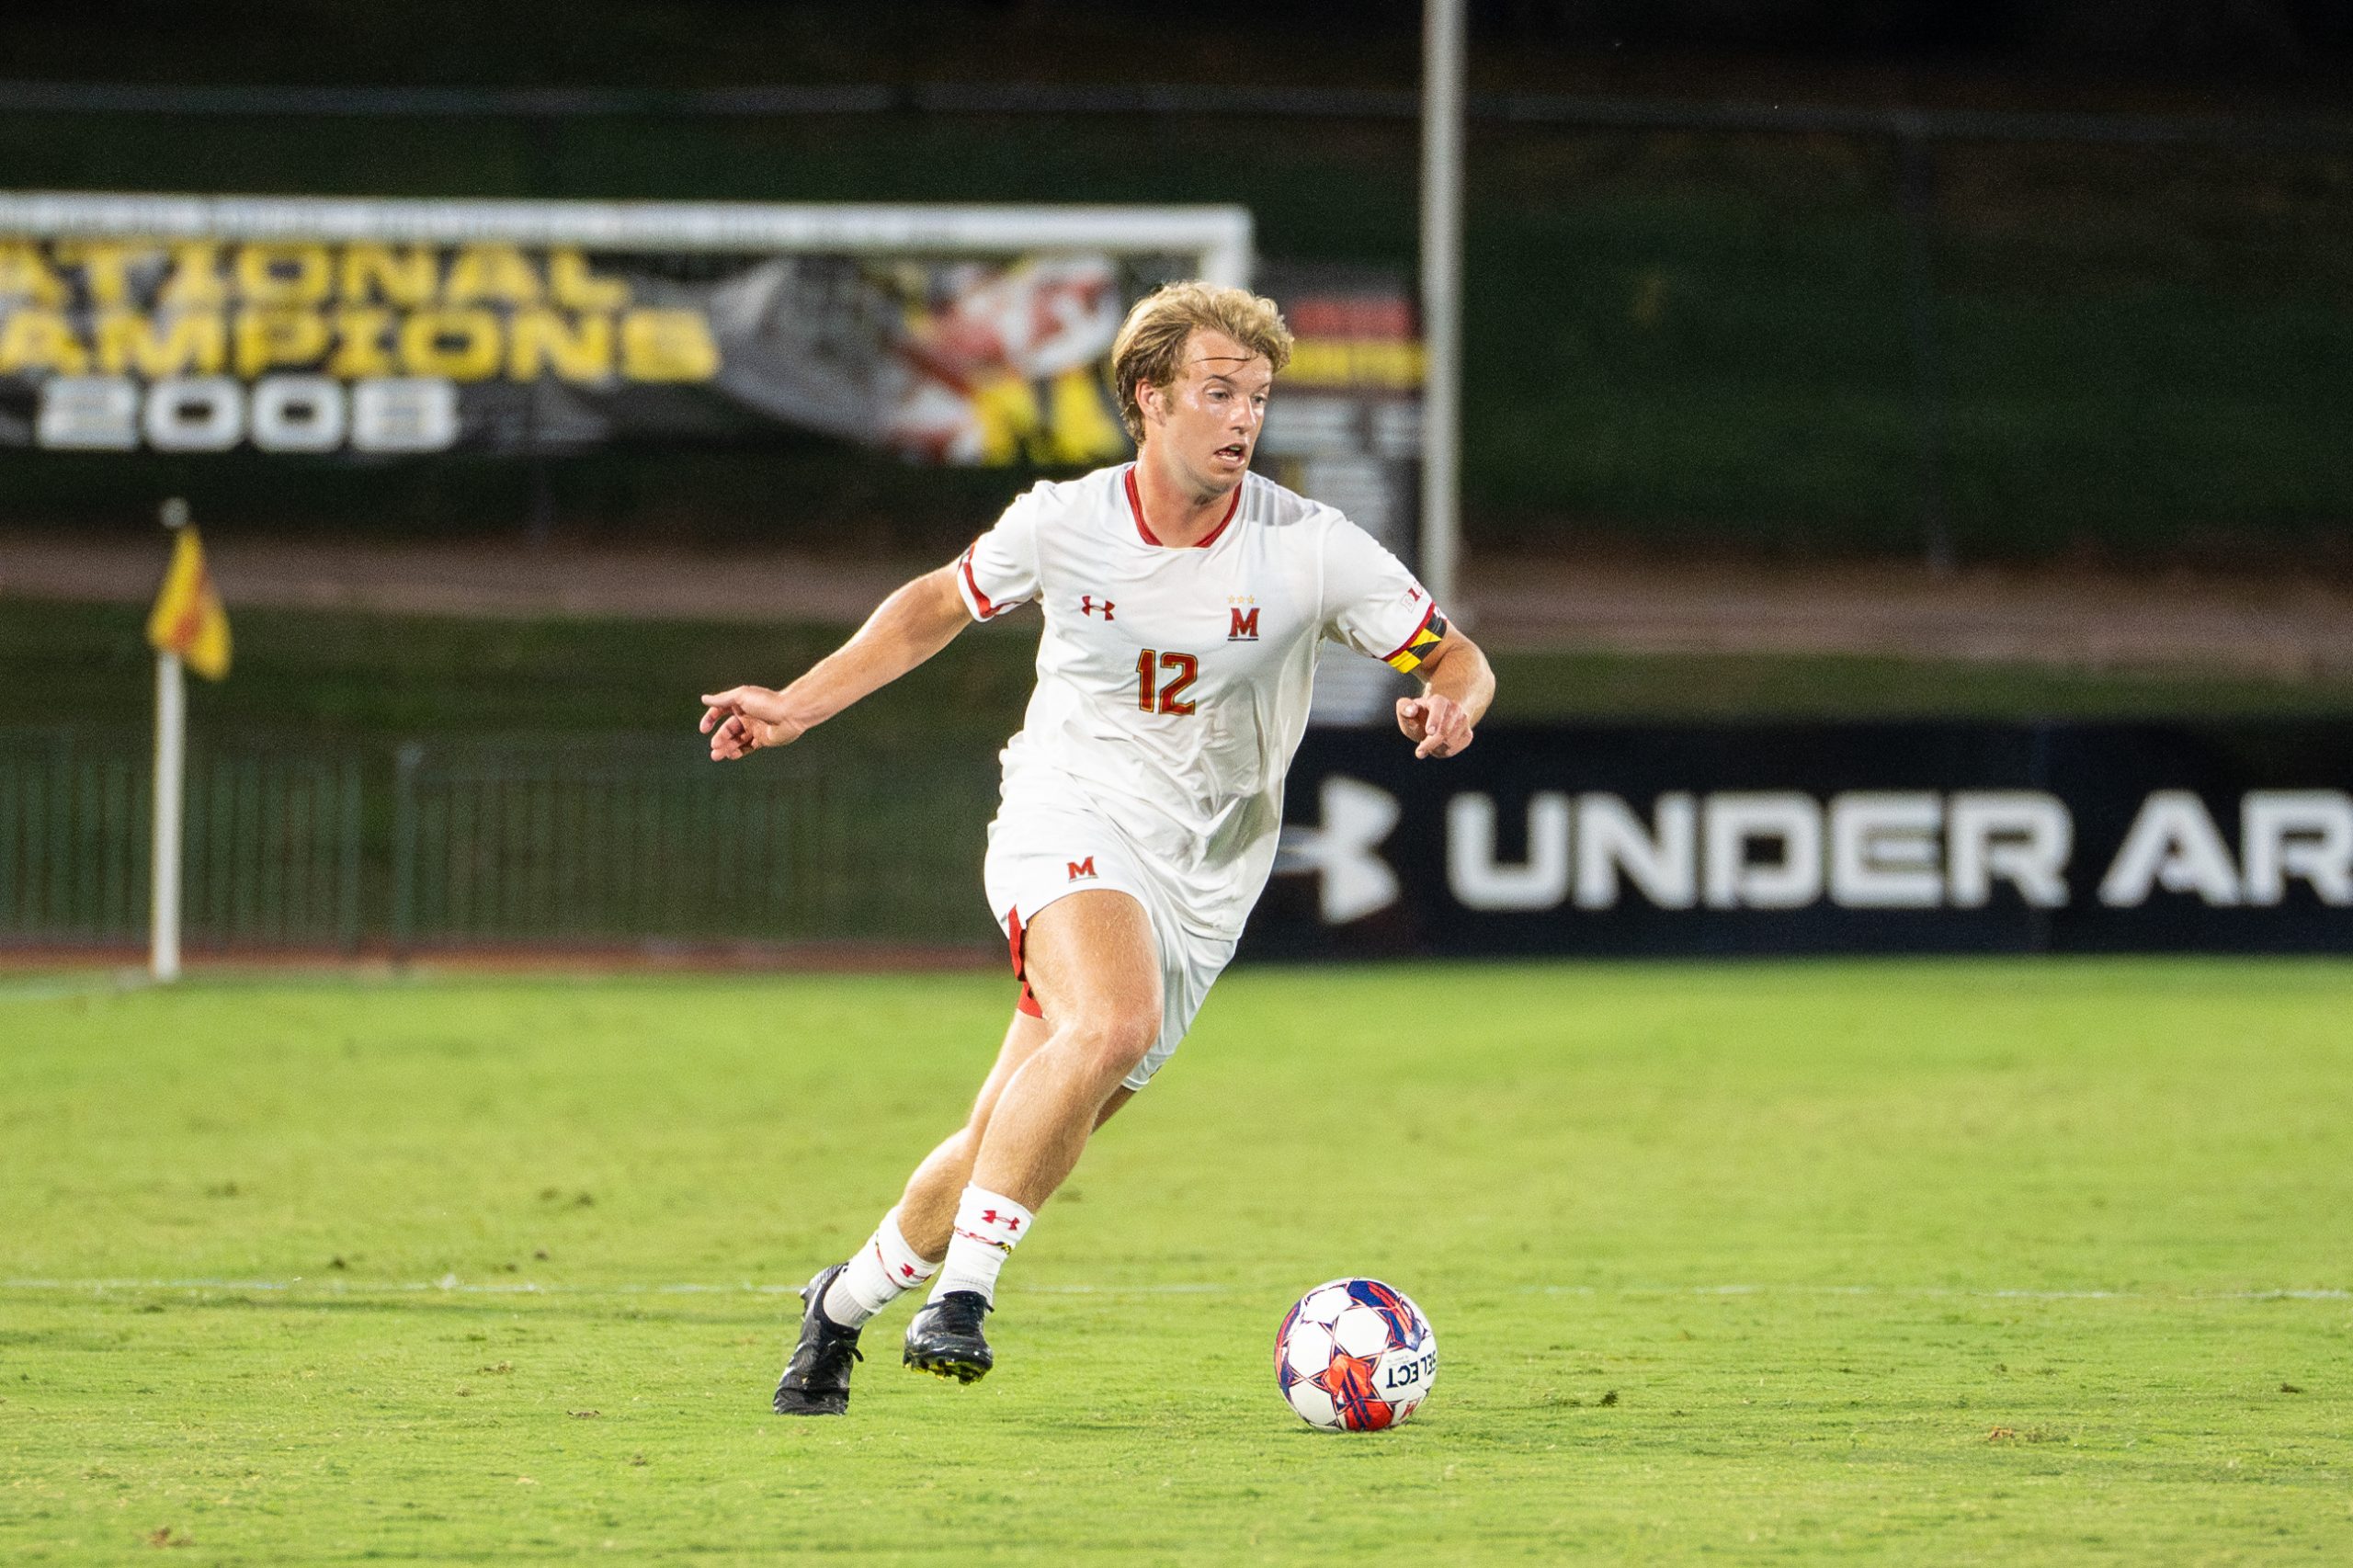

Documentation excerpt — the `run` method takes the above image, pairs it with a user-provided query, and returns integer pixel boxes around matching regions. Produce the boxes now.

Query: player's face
[1142,328,1273,496]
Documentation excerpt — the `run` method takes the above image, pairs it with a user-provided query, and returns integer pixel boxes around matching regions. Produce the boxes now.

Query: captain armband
[1382,608,1449,674]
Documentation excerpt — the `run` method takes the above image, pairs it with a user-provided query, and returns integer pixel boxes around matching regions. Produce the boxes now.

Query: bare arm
[1394,626,1495,759]
[699,562,972,760]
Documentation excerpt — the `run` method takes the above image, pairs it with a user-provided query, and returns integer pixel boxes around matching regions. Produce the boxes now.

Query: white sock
[820,1206,938,1329]
[928,1186,1035,1307]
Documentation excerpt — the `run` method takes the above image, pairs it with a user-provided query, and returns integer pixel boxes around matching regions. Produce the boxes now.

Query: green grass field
[4,960,2348,1562]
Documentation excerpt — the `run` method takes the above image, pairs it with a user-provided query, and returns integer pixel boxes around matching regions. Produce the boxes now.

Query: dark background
[1253,720,2353,958]
[9,2,2352,85]
[5,3,2348,958]
[2,0,2347,567]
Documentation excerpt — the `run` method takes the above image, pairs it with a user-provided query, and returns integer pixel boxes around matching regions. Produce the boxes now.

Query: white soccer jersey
[957,462,1445,940]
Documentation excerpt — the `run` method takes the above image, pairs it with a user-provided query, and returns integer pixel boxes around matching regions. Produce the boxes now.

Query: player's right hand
[699,686,806,760]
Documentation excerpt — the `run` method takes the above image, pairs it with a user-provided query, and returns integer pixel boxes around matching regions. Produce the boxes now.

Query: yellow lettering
[159,244,227,308]
[400,309,502,381]
[444,244,542,308]
[967,372,1040,465]
[620,309,719,382]
[507,311,611,381]
[0,310,89,374]
[0,243,67,307]
[1282,339,1427,390]
[235,244,332,306]
[338,245,438,307]
[1046,366,1129,463]
[328,308,396,378]
[54,243,152,308]
[234,310,332,375]
[1284,341,1349,385]
[96,311,227,376]
[549,249,629,312]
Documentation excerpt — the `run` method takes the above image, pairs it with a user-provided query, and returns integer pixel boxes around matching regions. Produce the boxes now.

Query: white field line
[0,975,151,1003]
[1537,1284,2352,1301]
[0,1278,2343,1302]
[0,1278,1224,1297]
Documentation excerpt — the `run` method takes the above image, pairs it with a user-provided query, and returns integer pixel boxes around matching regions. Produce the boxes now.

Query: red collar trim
[1126,464,1244,550]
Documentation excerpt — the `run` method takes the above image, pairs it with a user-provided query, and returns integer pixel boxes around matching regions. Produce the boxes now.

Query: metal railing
[388,737,995,952]
[0,730,360,950]
[0,729,999,953]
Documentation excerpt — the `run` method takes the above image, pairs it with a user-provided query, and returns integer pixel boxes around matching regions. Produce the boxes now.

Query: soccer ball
[1275,1277,1438,1431]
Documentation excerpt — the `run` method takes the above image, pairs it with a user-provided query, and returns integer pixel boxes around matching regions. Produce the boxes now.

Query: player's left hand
[1397,694,1473,759]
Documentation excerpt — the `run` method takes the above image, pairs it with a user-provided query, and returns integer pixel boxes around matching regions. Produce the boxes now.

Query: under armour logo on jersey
[1080,596,1115,619]
[1067,857,1097,881]
[1229,607,1261,642]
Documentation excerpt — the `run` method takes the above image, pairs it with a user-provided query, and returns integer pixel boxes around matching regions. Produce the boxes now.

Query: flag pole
[1419,0,1465,613]
[151,497,189,983]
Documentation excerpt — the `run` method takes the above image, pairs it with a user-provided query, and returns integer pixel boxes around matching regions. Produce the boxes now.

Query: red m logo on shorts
[1229,607,1261,641]
[1067,857,1097,881]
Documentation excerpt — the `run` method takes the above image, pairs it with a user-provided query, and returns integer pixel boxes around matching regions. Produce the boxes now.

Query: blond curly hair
[1109,281,1295,443]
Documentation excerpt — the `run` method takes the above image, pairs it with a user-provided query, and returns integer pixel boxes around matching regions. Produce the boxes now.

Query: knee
[1062,1006,1161,1082]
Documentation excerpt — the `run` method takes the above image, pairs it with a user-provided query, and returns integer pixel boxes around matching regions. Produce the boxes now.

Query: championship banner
[1253,722,2353,957]
[0,194,1252,465]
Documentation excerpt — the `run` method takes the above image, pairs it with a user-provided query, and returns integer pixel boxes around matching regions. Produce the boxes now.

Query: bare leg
[779,926,1149,1403]
[964,890,1160,1210]
[895,998,1137,1261]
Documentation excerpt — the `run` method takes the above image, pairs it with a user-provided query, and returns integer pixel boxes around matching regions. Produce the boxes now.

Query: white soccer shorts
[983,801,1239,1090]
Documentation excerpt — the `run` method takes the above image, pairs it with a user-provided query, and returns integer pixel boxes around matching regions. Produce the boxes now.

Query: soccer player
[699,282,1494,1414]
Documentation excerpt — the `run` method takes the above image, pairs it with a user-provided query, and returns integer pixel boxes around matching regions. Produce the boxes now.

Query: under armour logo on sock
[981,1210,1023,1233]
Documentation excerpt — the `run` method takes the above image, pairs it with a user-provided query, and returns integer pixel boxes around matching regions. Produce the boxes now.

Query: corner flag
[146,526,232,680]
[147,504,225,981]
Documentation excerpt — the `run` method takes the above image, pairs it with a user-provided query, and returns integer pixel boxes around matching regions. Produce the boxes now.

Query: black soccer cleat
[903,1290,994,1383]
[772,1263,864,1415]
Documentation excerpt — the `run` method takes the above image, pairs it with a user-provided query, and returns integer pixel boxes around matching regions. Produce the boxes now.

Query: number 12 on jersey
[1135,650,1199,716]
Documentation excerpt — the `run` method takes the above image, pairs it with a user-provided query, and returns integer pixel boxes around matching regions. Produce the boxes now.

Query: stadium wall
[6,722,2348,959]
